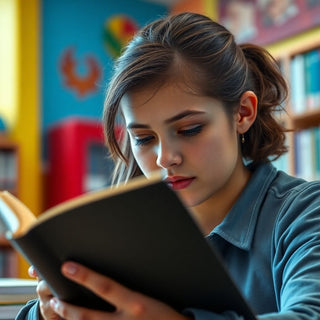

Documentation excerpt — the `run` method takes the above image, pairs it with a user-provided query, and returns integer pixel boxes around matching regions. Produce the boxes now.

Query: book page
[0,198,19,235]
[0,191,36,237]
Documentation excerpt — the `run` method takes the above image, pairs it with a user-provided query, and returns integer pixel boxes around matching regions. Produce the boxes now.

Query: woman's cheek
[133,149,157,175]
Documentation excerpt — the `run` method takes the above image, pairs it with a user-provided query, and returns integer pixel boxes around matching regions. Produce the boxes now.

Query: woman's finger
[37,280,52,299]
[59,262,191,320]
[28,265,38,278]
[61,262,139,310]
[50,297,115,320]
[37,280,61,319]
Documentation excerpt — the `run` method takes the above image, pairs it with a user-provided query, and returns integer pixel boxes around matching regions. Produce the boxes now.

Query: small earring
[241,134,245,144]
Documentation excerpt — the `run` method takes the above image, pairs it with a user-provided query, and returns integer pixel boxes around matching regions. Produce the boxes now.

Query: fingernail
[50,297,59,310]
[63,262,78,275]
[28,266,35,277]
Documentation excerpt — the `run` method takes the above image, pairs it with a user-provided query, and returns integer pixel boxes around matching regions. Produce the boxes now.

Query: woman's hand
[28,266,62,320]
[50,261,192,320]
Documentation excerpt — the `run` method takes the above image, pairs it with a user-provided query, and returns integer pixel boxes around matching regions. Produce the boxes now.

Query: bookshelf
[0,134,19,277]
[0,278,37,319]
[272,37,320,180]
[0,134,19,196]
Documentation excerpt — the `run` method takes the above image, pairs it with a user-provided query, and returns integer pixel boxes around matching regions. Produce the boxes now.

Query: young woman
[17,12,320,320]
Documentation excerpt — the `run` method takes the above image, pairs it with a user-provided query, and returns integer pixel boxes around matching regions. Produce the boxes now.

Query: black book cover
[3,177,256,319]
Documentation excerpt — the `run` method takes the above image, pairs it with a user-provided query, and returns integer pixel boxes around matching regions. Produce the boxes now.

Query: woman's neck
[191,161,252,236]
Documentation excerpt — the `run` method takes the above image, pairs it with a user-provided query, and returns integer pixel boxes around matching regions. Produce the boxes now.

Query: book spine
[290,54,306,114]
[0,248,18,277]
[314,49,320,109]
[3,250,18,277]
[304,51,312,110]
[6,151,18,191]
[304,50,320,110]
[0,149,18,193]
[294,128,320,180]
[0,151,6,191]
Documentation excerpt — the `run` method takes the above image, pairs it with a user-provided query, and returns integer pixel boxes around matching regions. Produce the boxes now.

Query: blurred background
[1,0,320,278]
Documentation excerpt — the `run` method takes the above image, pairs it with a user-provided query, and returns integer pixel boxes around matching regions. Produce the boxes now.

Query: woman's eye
[179,125,203,137]
[134,135,154,146]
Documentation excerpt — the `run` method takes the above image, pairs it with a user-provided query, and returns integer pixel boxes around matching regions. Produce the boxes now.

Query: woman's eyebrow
[164,110,206,124]
[127,110,205,130]
[127,123,150,130]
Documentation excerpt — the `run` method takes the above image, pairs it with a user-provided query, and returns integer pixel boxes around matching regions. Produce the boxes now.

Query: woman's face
[120,83,242,208]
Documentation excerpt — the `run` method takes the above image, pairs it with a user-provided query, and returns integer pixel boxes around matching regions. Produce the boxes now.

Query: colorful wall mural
[41,0,167,132]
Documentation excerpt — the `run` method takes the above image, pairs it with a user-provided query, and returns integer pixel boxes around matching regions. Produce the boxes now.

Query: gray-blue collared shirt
[187,162,320,319]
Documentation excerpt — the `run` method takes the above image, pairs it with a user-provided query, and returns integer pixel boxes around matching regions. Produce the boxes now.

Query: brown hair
[103,12,288,184]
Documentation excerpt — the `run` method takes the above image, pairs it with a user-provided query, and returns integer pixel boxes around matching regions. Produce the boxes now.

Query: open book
[0,174,256,319]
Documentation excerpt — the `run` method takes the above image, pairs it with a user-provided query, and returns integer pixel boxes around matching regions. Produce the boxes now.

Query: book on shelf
[294,127,320,181]
[0,278,37,304]
[0,248,18,278]
[290,53,306,114]
[0,278,37,320]
[304,49,320,110]
[0,149,18,193]
[290,49,320,114]
[295,130,312,180]
[0,173,256,319]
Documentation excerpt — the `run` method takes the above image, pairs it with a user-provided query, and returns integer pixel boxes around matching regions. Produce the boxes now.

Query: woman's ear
[236,91,257,134]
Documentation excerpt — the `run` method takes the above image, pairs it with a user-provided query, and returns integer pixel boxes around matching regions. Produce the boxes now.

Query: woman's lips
[165,177,195,190]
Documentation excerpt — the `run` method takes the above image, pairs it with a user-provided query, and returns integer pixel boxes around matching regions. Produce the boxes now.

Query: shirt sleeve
[15,299,40,320]
[269,182,320,319]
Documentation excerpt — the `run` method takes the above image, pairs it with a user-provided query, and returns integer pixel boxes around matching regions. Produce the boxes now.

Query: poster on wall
[218,0,320,45]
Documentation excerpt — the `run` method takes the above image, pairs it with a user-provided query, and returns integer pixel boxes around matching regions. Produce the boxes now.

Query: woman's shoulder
[269,168,320,235]
[247,161,320,200]
[15,299,40,320]
[252,162,320,227]
[269,165,320,200]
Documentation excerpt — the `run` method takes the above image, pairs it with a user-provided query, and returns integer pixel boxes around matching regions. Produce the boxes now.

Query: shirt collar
[208,162,278,251]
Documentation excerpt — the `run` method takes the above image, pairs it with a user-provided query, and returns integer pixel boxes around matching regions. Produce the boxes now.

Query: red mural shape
[60,48,101,97]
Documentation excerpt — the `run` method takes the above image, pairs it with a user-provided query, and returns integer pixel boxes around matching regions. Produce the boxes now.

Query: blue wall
[41,0,167,131]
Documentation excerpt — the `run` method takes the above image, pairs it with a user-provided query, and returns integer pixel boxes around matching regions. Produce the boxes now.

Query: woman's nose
[155,140,182,169]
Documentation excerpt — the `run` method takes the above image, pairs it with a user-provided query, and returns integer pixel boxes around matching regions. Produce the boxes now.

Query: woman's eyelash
[135,136,154,146]
[180,125,203,136]
[134,125,203,146]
